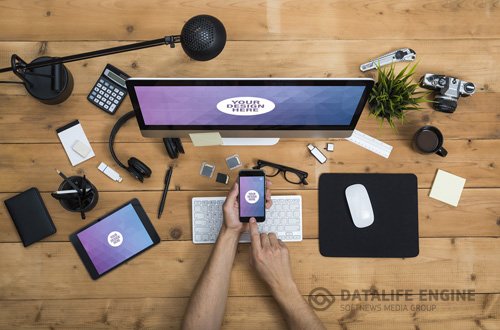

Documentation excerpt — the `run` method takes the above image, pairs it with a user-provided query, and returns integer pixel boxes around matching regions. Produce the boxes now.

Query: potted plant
[368,63,429,128]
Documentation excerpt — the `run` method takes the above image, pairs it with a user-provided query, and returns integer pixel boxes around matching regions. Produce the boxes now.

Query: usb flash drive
[307,144,327,164]
[98,162,123,182]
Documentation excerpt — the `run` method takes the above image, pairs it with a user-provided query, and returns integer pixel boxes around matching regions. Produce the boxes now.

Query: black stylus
[158,166,173,219]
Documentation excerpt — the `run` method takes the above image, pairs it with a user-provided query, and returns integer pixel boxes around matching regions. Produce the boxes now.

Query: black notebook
[4,187,56,246]
[318,173,419,258]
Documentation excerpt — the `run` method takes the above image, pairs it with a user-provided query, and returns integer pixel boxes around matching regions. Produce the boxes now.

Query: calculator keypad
[88,76,127,114]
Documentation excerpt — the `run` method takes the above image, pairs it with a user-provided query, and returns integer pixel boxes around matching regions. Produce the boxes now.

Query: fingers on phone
[265,190,272,209]
[249,218,261,250]
[224,182,239,207]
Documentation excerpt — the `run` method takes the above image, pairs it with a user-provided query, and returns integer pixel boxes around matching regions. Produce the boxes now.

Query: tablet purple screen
[77,204,153,274]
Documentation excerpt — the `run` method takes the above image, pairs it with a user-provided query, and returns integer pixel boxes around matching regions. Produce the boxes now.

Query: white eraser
[72,140,91,158]
[98,162,123,182]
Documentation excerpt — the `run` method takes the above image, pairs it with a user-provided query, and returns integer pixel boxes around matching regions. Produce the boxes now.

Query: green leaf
[369,62,427,128]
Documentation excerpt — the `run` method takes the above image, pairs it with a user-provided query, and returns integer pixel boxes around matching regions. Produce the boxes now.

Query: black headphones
[163,137,185,159]
[109,111,185,182]
[109,111,152,182]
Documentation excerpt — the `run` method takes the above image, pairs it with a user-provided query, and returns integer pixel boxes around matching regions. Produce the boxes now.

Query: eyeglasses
[253,159,309,185]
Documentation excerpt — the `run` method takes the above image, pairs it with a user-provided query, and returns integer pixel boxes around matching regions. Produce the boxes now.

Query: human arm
[182,181,272,330]
[249,219,326,330]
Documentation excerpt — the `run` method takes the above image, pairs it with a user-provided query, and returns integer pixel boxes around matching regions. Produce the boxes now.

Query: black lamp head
[180,15,227,61]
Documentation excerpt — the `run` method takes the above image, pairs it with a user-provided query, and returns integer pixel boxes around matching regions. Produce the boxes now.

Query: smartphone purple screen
[239,176,265,217]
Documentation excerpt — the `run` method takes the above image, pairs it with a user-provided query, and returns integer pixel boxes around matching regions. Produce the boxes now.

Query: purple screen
[77,204,153,275]
[239,176,265,217]
[135,85,366,126]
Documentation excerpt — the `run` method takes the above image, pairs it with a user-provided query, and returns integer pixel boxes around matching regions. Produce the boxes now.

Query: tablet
[70,199,160,279]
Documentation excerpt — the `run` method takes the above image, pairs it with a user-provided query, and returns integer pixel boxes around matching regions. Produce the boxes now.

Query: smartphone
[238,170,266,222]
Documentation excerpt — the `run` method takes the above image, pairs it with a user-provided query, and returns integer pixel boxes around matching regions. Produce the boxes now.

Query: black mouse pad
[319,173,419,258]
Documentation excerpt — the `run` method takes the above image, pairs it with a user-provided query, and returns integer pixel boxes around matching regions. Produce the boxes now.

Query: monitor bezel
[127,78,374,132]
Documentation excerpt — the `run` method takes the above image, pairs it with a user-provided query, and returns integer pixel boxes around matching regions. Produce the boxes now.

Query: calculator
[88,64,130,114]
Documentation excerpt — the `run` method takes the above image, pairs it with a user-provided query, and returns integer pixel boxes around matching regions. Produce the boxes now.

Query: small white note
[429,169,466,207]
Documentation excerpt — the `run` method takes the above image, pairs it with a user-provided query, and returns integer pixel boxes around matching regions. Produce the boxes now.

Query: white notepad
[56,120,95,166]
[429,169,466,207]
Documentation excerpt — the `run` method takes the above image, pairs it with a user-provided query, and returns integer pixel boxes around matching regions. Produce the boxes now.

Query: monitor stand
[222,138,280,146]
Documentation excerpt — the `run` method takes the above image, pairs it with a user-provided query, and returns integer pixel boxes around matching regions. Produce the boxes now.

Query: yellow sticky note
[189,132,223,147]
[429,169,466,207]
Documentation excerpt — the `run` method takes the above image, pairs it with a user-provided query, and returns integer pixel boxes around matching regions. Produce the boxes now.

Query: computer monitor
[127,78,374,145]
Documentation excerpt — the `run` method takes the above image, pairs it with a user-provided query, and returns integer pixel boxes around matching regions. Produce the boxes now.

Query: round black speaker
[181,15,226,61]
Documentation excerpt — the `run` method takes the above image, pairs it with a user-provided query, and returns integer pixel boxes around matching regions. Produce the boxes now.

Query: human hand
[249,218,296,294]
[222,180,273,236]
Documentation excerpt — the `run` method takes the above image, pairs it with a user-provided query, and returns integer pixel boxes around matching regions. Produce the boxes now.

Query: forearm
[182,227,240,330]
[272,283,326,330]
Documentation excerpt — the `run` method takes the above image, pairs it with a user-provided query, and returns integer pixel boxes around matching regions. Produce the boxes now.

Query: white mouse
[345,184,374,228]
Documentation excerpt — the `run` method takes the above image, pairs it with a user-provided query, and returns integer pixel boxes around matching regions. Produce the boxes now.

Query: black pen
[158,166,173,219]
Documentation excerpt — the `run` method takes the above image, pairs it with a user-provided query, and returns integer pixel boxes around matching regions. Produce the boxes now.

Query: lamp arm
[0,35,180,73]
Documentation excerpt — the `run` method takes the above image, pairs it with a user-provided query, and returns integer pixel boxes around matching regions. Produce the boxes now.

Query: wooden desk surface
[0,1,499,329]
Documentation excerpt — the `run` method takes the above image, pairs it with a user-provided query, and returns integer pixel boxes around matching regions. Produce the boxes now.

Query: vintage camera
[420,74,475,113]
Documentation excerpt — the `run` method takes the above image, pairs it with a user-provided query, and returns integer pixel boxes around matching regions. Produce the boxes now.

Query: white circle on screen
[245,190,260,204]
[107,231,123,247]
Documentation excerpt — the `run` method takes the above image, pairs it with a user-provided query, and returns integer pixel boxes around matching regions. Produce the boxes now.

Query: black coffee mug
[413,126,448,157]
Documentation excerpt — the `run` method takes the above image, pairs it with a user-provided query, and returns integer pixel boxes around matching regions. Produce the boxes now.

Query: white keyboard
[192,196,302,244]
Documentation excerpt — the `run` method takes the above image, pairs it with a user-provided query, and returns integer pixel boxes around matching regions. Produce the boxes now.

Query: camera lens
[434,96,457,113]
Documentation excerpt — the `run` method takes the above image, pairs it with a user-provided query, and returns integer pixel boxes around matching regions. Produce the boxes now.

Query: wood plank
[0,295,498,329]
[0,0,498,41]
[0,92,498,144]
[0,139,498,193]
[0,39,498,95]
[0,238,498,299]
[1,189,498,243]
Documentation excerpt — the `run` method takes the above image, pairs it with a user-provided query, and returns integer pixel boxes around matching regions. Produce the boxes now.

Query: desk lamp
[0,15,226,104]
